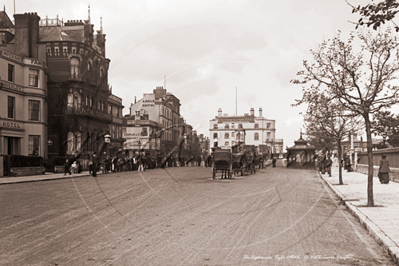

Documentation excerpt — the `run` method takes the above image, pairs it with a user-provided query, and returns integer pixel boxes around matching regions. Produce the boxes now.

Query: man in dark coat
[64,159,71,175]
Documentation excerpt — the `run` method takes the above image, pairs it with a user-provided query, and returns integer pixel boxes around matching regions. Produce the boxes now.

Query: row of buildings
[0,9,283,168]
[0,9,209,167]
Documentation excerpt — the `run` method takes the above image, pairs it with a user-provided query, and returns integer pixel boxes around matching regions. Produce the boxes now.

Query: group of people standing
[318,149,391,185]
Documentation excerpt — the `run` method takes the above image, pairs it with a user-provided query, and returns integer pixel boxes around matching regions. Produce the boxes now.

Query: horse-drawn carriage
[212,146,259,179]
[212,148,232,179]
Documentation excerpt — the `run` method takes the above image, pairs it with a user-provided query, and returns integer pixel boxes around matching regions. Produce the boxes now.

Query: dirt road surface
[0,164,396,265]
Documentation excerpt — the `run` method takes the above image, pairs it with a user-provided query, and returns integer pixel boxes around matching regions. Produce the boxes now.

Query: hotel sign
[0,80,23,92]
[0,49,23,62]
[1,120,23,129]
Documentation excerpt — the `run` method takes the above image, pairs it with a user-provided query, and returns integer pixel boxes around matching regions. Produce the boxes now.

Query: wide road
[0,161,396,265]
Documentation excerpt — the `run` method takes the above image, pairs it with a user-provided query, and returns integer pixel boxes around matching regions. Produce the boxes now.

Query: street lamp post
[92,133,111,177]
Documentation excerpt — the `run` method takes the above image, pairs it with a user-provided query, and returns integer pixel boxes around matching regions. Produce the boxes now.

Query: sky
[8,0,370,150]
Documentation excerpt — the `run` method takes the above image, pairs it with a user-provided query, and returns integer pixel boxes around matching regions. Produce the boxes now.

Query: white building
[209,108,283,154]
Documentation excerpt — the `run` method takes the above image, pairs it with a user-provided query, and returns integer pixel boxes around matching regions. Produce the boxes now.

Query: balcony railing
[65,105,112,122]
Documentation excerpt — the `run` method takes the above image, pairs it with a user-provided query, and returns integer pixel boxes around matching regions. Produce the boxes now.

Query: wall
[357,147,399,168]
[356,164,399,183]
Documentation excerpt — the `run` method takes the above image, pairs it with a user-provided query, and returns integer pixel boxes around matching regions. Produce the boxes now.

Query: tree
[373,110,399,146]
[349,0,399,31]
[292,29,399,207]
[294,92,362,185]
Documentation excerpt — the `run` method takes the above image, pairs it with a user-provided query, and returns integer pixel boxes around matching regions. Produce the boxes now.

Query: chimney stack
[14,12,40,59]
[218,108,222,117]
[250,107,254,116]
[259,108,263,118]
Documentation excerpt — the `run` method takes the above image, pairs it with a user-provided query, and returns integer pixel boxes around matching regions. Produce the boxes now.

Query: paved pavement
[320,166,399,265]
[0,171,93,185]
[1,165,398,264]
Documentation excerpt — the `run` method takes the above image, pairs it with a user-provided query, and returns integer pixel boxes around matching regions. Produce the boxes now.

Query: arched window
[76,132,82,151]
[67,131,74,152]
[74,92,81,109]
[70,57,80,79]
[213,133,218,139]
[88,61,93,81]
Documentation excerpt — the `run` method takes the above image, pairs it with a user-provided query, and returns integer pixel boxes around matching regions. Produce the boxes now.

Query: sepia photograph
[1,0,399,265]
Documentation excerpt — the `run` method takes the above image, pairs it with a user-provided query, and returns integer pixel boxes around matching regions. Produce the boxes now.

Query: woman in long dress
[379,154,390,184]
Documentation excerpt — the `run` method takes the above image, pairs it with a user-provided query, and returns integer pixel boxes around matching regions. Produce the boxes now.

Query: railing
[65,106,112,122]
[39,17,64,27]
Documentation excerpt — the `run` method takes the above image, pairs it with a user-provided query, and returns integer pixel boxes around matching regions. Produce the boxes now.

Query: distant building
[0,11,48,157]
[209,108,283,154]
[124,86,182,157]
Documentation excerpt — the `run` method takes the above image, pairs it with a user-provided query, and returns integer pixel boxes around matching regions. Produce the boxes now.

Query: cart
[212,148,232,179]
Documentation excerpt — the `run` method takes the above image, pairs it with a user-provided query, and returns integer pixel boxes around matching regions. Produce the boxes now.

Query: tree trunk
[337,138,343,185]
[364,113,374,207]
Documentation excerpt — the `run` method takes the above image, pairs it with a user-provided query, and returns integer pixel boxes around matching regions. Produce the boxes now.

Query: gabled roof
[0,11,15,29]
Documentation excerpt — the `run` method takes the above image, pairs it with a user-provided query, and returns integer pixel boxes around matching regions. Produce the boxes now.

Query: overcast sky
[9,0,368,150]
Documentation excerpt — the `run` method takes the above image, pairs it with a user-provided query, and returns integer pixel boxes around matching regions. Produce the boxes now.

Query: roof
[39,25,85,42]
[287,135,315,151]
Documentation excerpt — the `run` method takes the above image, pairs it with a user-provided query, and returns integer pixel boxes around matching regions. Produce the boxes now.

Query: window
[70,57,80,79]
[63,46,68,55]
[254,133,259,141]
[29,100,40,121]
[54,46,59,56]
[267,132,271,139]
[213,124,218,129]
[231,123,235,129]
[136,111,140,116]
[28,135,40,155]
[225,141,229,146]
[8,96,15,118]
[67,93,74,107]
[232,141,235,146]
[72,46,77,53]
[232,132,235,138]
[267,123,271,129]
[88,61,93,80]
[0,32,6,45]
[90,97,93,107]
[225,124,229,129]
[8,64,14,82]
[254,123,259,129]
[46,47,52,56]
[213,132,218,139]
[86,95,89,106]
[29,69,39,87]
[224,133,229,139]
[238,124,243,129]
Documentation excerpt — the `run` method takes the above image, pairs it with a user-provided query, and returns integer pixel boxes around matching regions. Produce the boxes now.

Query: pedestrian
[272,157,277,167]
[137,153,144,171]
[71,161,78,173]
[64,159,71,175]
[378,154,390,184]
[207,155,212,168]
[325,155,332,177]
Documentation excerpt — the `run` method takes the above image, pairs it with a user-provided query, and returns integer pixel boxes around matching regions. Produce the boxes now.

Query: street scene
[2,0,399,265]
[0,163,397,265]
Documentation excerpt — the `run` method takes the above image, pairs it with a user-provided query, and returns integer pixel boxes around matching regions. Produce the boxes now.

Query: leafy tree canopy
[350,0,399,31]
